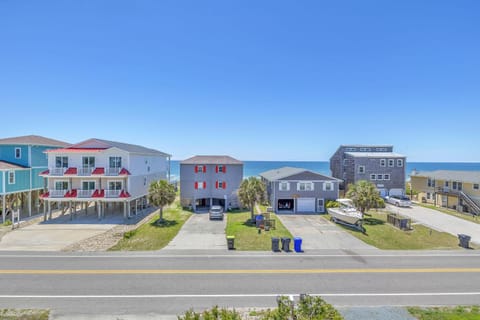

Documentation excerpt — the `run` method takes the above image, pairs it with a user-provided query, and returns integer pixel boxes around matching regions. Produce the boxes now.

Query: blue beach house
[0,135,69,222]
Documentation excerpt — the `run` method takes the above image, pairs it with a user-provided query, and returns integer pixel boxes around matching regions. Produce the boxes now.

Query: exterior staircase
[459,191,480,216]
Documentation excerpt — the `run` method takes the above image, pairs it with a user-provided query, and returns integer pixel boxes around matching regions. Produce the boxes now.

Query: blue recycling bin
[294,237,303,252]
[255,215,264,228]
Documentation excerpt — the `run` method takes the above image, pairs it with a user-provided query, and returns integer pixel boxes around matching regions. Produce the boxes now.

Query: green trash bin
[227,236,235,250]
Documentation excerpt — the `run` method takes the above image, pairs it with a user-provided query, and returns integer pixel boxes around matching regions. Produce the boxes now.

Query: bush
[376,198,385,209]
[123,230,136,239]
[262,295,343,320]
[3,219,12,226]
[178,306,242,320]
[325,200,339,209]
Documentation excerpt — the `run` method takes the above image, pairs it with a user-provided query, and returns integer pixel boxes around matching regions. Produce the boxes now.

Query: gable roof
[46,138,171,157]
[181,155,243,165]
[260,167,339,181]
[0,135,69,147]
[0,160,28,170]
[411,170,480,184]
[345,152,405,158]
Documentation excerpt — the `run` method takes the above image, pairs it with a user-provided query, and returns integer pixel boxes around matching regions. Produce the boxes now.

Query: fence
[387,213,411,230]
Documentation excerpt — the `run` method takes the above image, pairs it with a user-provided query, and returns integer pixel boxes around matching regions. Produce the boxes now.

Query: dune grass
[324,210,469,250]
[408,306,480,320]
[0,309,49,320]
[109,203,191,251]
[225,210,292,251]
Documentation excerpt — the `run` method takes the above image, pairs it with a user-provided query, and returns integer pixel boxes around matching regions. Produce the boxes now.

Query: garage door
[297,198,316,213]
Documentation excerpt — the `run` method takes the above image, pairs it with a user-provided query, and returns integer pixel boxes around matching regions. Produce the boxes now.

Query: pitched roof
[181,155,243,165]
[0,135,69,147]
[411,170,480,183]
[340,144,393,148]
[0,160,28,170]
[345,152,406,158]
[260,167,339,181]
[46,138,171,157]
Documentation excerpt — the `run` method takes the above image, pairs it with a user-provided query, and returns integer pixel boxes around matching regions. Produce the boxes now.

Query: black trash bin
[271,237,280,252]
[281,237,291,252]
[458,234,471,248]
[227,236,235,250]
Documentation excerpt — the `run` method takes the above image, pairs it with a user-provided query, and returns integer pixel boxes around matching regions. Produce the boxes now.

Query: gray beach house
[180,155,243,212]
[260,167,340,214]
[330,145,407,196]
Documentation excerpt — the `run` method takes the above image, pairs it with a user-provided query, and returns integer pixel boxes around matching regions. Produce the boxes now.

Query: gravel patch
[338,306,416,320]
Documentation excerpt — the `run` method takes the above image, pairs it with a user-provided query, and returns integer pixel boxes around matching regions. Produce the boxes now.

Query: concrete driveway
[0,214,118,251]
[163,213,227,250]
[277,214,375,250]
[387,204,480,245]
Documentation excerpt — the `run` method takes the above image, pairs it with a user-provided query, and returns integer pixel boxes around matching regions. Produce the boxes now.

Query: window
[55,156,68,168]
[323,182,333,191]
[376,147,387,152]
[380,159,386,167]
[279,182,290,191]
[109,157,122,168]
[359,148,367,152]
[195,165,206,173]
[383,174,390,180]
[218,165,225,173]
[345,147,356,152]
[343,159,348,166]
[82,181,95,190]
[377,174,383,180]
[445,181,449,187]
[82,156,95,168]
[144,177,147,186]
[452,181,457,190]
[297,182,313,191]
[458,182,463,191]
[8,171,15,184]
[426,193,431,200]
[388,159,394,167]
[216,181,226,189]
[428,178,436,188]
[195,181,206,189]
[474,184,479,190]
[15,148,21,159]
[55,181,68,190]
[397,159,404,167]
[358,166,365,174]
[108,181,122,190]
[370,174,376,180]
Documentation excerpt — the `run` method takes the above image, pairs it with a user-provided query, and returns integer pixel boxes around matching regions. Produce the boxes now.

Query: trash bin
[458,234,471,248]
[271,237,280,252]
[255,215,264,228]
[293,237,303,253]
[227,236,235,250]
[281,237,291,252]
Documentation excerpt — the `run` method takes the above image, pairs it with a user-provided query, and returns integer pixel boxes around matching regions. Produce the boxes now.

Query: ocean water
[170,160,480,181]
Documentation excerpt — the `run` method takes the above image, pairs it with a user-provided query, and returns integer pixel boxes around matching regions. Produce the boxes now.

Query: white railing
[105,189,121,198]
[50,167,66,176]
[77,189,94,198]
[106,167,120,176]
[50,189,67,197]
[78,167,94,176]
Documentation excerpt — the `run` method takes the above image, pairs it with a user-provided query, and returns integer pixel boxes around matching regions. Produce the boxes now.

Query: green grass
[225,211,292,250]
[109,203,191,251]
[324,210,470,250]
[0,309,49,320]
[417,203,480,224]
[408,306,480,320]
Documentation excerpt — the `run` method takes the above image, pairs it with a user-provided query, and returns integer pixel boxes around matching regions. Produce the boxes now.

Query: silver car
[387,195,412,207]
[209,205,224,220]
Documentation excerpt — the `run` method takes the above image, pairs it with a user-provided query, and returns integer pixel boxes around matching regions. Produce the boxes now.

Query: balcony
[78,167,94,176]
[50,168,66,176]
[78,189,94,198]
[45,167,130,177]
[106,167,121,176]
[105,189,121,198]
[50,190,67,198]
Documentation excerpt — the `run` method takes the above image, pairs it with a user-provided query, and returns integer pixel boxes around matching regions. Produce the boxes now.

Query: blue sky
[1,1,479,161]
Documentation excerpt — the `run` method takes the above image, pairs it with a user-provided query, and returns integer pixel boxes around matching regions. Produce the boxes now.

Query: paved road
[277,214,375,250]
[387,204,480,245]
[163,213,227,250]
[0,250,478,317]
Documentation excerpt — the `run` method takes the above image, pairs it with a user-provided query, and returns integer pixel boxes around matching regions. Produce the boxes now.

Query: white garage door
[297,198,316,213]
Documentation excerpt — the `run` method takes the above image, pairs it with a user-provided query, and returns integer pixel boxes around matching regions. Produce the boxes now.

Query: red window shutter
[215,165,218,173]
[203,165,206,173]
[203,182,206,189]
[195,166,198,173]
[194,182,198,189]
[223,165,226,173]
[223,181,227,189]
[216,181,219,189]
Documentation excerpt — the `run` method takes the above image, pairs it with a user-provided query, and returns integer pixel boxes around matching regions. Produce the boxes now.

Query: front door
[317,198,325,213]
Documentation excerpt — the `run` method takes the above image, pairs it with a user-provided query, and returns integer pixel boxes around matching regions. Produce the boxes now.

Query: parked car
[386,195,411,207]
[209,205,224,220]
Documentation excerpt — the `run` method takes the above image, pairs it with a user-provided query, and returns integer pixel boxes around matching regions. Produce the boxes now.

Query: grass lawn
[0,309,49,320]
[226,210,292,251]
[109,204,192,251]
[323,210,469,250]
[408,306,480,320]
[417,203,480,225]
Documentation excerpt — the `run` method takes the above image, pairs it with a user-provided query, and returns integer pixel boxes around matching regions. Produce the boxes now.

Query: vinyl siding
[4,169,30,193]
[0,145,29,167]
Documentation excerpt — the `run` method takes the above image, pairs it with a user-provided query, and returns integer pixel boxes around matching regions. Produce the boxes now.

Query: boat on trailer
[327,198,363,230]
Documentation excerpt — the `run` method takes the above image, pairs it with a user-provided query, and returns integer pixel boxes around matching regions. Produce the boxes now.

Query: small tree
[238,176,266,221]
[346,180,382,213]
[148,180,176,222]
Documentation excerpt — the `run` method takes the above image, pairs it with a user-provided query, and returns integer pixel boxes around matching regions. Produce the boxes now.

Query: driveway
[163,213,227,250]
[387,204,480,245]
[277,214,375,250]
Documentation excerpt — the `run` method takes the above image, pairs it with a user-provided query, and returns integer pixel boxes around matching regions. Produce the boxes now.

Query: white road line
[0,292,479,298]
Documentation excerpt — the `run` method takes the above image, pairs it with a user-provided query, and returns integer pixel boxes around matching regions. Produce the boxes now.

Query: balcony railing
[77,189,94,198]
[106,167,121,176]
[50,167,66,176]
[50,189,67,197]
[105,189,121,198]
[78,167,94,176]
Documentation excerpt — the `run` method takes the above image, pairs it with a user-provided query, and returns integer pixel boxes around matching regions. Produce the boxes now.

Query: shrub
[325,200,339,209]
[178,306,242,320]
[123,230,136,239]
[262,295,343,320]
[376,198,386,209]
[3,219,12,226]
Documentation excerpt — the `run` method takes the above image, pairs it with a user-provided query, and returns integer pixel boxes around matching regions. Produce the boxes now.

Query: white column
[135,199,138,216]
[2,195,5,224]
[97,202,101,220]
[70,201,73,220]
[123,202,127,219]
[48,201,52,220]
[28,191,32,217]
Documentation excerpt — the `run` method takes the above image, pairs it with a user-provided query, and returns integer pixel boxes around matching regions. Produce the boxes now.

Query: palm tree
[148,180,176,222]
[346,180,382,214]
[238,176,266,221]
